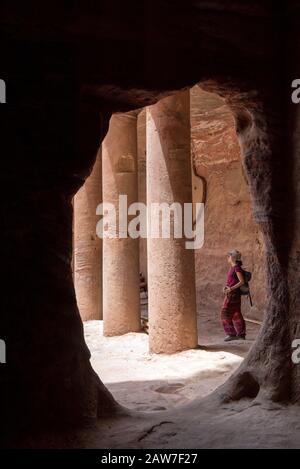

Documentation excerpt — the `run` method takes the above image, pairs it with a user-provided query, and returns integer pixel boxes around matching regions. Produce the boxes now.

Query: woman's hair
[236,260,243,266]
[228,249,242,264]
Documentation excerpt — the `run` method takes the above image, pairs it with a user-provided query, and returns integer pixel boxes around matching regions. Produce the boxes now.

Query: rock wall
[191,86,267,322]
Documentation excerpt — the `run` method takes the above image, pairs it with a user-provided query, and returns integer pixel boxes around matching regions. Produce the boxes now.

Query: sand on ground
[21,317,300,449]
[84,316,259,412]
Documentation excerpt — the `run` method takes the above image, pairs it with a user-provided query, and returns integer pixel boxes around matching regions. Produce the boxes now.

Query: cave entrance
[72,85,265,412]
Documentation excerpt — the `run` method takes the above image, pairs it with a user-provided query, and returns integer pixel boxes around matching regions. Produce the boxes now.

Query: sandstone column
[102,111,141,336]
[137,109,148,280]
[146,90,198,353]
[74,149,102,320]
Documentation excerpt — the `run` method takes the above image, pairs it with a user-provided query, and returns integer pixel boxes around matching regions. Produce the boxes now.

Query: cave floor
[78,396,300,449]
[84,316,259,412]
[75,315,300,449]
[32,392,300,449]
[19,316,300,449]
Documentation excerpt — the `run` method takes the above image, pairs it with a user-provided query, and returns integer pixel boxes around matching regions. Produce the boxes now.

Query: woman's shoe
[224,335,237,342]
[237,334,246,340]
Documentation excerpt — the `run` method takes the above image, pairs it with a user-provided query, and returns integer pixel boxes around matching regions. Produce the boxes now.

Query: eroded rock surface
[1,1,300,447]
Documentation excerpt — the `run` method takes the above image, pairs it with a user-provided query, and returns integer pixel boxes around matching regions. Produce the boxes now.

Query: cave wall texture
[1,1,300,438]
[191,87,266,322]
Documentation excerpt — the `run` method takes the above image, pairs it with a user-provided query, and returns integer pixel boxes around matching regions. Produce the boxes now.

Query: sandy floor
[84,316,259,412]
[77,394,300,449]
[29,316,300,449]
[15,317,300,449]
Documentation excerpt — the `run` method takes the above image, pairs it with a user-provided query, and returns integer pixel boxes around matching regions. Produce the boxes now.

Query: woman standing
[221,249,246,341]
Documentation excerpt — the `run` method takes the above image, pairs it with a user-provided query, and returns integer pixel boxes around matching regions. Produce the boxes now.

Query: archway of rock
[3,2,296,450]
[72,84,266,413]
